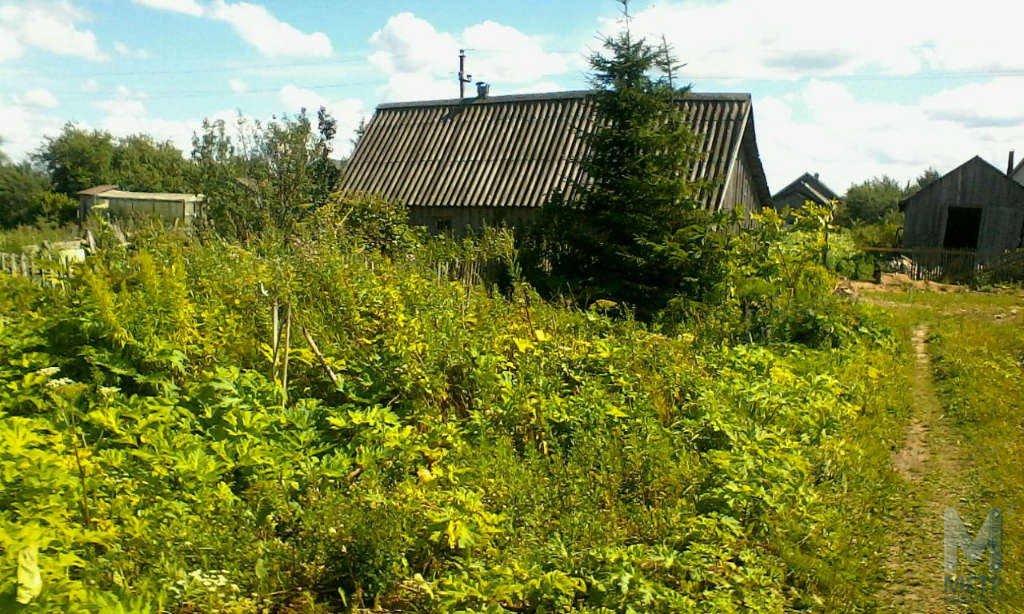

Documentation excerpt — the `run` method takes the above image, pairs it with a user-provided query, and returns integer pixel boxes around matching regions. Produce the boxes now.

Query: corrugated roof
[341,90,769,211]
[100,190,203,202]
[76,185,118,196]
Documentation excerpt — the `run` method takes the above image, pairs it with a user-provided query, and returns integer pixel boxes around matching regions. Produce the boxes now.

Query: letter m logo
[944,507,1003,574]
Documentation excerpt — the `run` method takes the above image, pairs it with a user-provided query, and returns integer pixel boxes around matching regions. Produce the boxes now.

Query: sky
[2,0,1023,194]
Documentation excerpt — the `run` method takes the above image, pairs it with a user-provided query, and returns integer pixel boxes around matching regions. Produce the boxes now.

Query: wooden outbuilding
[771,172,839,209]
[76,185,204,225]
[340,90,772,233]
[898,156,1024,253]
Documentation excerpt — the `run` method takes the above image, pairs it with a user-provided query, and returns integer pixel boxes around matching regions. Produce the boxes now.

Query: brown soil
[879,326,969,612]
[850,273,970,295]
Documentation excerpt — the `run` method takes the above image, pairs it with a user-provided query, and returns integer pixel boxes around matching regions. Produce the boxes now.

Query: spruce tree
[533,1,730,319]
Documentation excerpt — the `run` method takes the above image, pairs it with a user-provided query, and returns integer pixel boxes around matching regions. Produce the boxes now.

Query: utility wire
[55,79,386,101]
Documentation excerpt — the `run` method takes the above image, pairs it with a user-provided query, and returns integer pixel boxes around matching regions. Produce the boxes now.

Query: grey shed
[899,156,1024,254]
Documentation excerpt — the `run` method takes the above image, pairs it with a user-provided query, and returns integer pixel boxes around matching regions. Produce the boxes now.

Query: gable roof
[341,90,771,211]
[899,155,1024,211]
[1013,157,1024,183]
[771,172,839,205]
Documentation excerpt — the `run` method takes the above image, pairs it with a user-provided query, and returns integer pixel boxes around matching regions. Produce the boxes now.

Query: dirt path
[879,325,969,612]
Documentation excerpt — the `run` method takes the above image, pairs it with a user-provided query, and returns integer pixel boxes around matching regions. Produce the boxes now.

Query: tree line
[0,108,342,238]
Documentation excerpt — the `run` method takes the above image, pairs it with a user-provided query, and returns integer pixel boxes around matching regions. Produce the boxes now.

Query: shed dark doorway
[943,207,981,249]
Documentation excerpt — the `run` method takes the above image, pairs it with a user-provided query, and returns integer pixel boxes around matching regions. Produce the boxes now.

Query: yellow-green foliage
[0,227,907,612]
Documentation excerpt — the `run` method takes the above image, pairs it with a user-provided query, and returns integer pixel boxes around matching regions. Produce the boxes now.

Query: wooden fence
[861,247,1017,283]
[0,251,78,284]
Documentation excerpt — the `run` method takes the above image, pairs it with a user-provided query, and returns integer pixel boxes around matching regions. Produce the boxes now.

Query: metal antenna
[458,49,472,99]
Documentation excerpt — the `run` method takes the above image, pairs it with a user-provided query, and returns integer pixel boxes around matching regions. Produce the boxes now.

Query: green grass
[870,289,1024,611]
[0,223,78,253]
[929,311,1024,612]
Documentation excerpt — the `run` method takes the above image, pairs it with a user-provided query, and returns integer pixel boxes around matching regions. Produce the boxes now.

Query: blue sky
[2,0,1023,193]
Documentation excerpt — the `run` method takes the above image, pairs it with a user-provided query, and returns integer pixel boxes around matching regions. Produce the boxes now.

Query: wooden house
[771,172,839,210]
[898,156,1024,253]
[340,90,771,233]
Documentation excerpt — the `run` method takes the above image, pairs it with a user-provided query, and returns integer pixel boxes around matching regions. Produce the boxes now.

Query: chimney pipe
[476,81,489,98]
[1009,150,1016,177]
[458,49,472,99]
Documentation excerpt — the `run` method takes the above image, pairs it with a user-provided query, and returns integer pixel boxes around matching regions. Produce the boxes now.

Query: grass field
[866,287,1024,612]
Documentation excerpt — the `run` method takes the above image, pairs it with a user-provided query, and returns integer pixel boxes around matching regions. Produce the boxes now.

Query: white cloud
[463,21,575,84]
[93,85,148,117]
[206,1,332,58]
[608,0,1024,81]
[0,96,63,161]
[114,41,150,59]
[131,0,204,17]
[920,78,1024,128]
[13,88,59,109]
[81,78,99,92]
[369,13,574,102]
[369,13,457,76]
[100,115,205,153]
[129,0,332,58]
[91,86,235,153]
[756,79,1024,193]
[278,85,368,156]
[377,72,454,103]
[228,78,247,94]
[0,1,107,62]
[0,26,23,61]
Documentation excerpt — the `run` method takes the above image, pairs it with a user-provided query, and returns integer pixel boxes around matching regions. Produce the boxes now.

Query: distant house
[340,90,772,233]
[898,156,1024,253]
[1012,155,1024,187]
[771,172,839,209]
[76,185,204,225]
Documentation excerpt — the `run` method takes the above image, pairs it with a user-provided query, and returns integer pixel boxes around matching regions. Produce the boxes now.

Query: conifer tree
[533,1,730,318]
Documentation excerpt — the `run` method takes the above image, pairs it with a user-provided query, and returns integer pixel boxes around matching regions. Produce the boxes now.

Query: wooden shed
[76,186,204,225]
[898,156,1024,254]
[771,172,839,210]
[340,90,772,233]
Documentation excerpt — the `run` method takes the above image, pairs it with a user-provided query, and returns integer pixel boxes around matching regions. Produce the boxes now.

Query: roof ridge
[376,90,752,110]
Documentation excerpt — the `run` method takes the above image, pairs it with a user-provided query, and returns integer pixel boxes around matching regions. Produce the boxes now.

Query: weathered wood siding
[902,157,1024,252]
[720,145,761,217]
[408,206,539,234]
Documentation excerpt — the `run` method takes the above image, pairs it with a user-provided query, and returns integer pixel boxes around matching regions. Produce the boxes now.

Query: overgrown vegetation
[0,207,911,611]
[835,169,940,248]
[190,108,341,241]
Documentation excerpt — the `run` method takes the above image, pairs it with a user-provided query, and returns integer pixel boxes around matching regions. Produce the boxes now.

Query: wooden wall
[408,206,539,235]
[902,157,1024,252]
[721,149,762,216]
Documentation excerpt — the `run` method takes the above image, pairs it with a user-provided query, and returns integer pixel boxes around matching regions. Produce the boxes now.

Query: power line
[682,68,1024,82]
[52,57,371,79]
[52,79,386,101]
